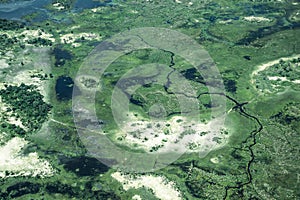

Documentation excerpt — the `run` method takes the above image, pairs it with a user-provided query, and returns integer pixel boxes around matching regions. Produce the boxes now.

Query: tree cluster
[0,34,18,51]
[271,102,300,125]
[27,37,53,46]
[0,83,52,133]
[0,19,24,31]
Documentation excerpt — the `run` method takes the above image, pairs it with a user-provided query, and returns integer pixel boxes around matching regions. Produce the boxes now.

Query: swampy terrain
[0,0,299,199]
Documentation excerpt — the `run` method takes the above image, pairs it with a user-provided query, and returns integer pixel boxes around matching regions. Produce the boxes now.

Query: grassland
[0,0,299,199]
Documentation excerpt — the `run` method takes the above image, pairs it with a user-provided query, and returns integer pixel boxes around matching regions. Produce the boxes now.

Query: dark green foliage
[27,37,53,46]
[0,19,24,31]
[0,122,25,137]
[0,83,52,132]
[0,34,18,50]
[224,79,237,93]
[256,58,300,91]
[6,182,40,198]
[185,179,207,198]
[271,102,300,125]
[45,181,121,199]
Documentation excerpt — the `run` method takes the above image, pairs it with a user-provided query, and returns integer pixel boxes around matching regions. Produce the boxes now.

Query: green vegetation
[0,0,300,199]
[0,34,19,51]
[0,19,24,31]
[27,37,53,46]
[255,58,300,92]
[52,0,76,10]
[0,84,52,132]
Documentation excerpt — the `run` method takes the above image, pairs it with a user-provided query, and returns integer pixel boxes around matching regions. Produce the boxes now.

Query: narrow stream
[162,52,264,198]
[222,97,263,199]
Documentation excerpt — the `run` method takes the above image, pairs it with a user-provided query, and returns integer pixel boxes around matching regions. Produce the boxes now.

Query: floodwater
[0,0,113,21]
[0,0,51,20]
[55,76,74,101]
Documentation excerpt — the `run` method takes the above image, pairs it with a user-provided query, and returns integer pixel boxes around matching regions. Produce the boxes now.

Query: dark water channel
[0,0,113,21]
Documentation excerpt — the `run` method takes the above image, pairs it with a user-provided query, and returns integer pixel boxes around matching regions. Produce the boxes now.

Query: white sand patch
[292,80,300,84]
[69,25,81,30]
[91,8,98,12]
[0,137,55,178]
[60,32,101,44]
[218,19,233,24]
[0,132,8,144]
[3,48,52,103]
[210,157,219,164]
[90,7,105,12]
[0,31,14,41]
[0,93,27,130]
[0,83,10,93]
[112,172,182,200]
[0,96,8,112]
[11,70,47,99]
[244,16,271,22]
[0,29,54,44]
[0,59,9,69]
[268,76,288,81]
[20,29,55,43]
[72,43,81,48]
[132,195,142,200]
[115,113,228,154]
[7,116,26,130]
[5,51,14,58]
[251,54,300,84]
[0,47,53,178]
[52,2,65,10]
[130,10,139,14]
